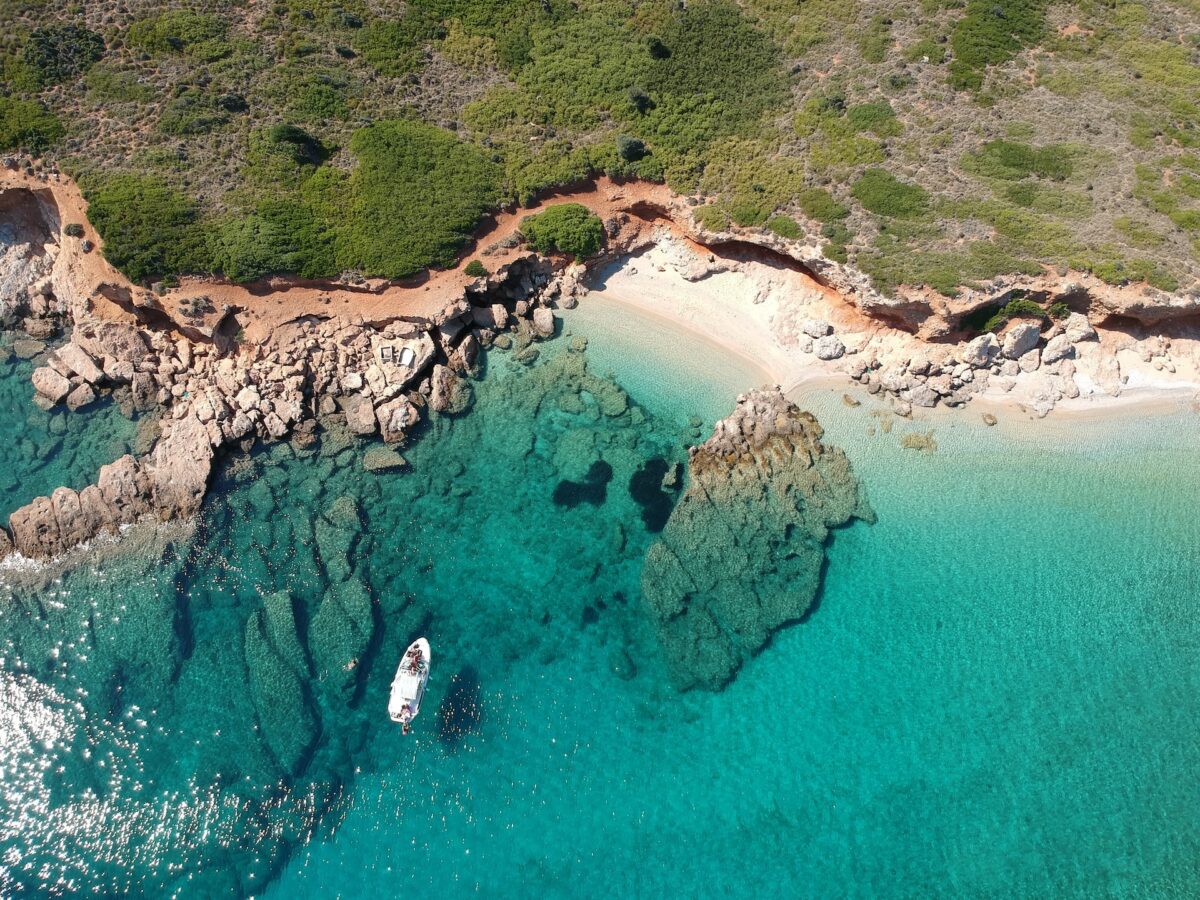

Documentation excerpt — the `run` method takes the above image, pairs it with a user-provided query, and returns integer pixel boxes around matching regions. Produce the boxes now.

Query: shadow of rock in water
[628,456,677,533]
[552,459,613,508]
[437,665,483,747]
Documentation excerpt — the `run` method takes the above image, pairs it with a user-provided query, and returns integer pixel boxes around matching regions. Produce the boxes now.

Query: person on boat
[399,704,413,736]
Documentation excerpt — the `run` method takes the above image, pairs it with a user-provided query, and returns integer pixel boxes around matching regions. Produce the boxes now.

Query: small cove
[1,302,1199,897]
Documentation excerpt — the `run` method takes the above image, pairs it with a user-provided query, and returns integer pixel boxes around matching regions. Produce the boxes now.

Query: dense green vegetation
[333,120,501,278]
[0,0,1196,297]
[0,96,62,153]
[82,175,207,284]
[519,204,605,258]
[21,25,104,86]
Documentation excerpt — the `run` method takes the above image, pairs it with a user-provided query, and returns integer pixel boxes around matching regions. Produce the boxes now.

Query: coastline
[3,165,1200,564]
[581,239,1200,424]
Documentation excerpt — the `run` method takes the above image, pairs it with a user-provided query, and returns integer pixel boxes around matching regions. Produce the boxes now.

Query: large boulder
[814,335,845,360]
[98,455,152,523]
[31,366,70,403]
[428,364,473,414]
[65,382,96,411]
[801,319,832,338]
[1002,322,1041,359]
[363,445,407,472]
[1041,333,1075,364]
[342,395,377,436]
[147,414,214,519]
[640,388,871,690]
[1064,312,1096,343]
[8,496,62,558]
[961,332,999,367]
[73,321,149,365]
[375,396,419,443]
[532,307,555,338]
[55,342,104,383]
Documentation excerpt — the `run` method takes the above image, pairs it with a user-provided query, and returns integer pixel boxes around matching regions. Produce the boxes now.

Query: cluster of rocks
[2,255,574,561]
[843,312,1098,417]
[640,387,872,690]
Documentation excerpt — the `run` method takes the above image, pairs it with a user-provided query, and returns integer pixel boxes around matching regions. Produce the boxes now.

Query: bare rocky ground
[2,165,1199,563]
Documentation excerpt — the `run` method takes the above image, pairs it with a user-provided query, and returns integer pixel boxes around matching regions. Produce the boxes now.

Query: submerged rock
[363,445,407,472]
[244,596,319,776]
[309,579,376,703]
[640,388,871,690]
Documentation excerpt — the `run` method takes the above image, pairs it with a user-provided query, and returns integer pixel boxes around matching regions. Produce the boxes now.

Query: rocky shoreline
[0,252,575,561]
[2,163,1199,563]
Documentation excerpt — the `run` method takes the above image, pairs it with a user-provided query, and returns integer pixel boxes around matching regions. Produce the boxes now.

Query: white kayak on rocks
[389,638,430,734]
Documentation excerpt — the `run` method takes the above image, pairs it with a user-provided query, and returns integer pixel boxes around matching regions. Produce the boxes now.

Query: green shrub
[21,24,104,86]
[948,0,1048,91]
[0,97,63,153]
[846,101,902,137]
[851,169,930,218]
[158,90,229,136]
[797,187,849,222]
[84,65,154,103]
[961,140,1073,180]
[333,119,501,278]
[209,200,333,282]
[693,203,729,231]
[728,197,769,227]
[981,297,1045,331]
[519,203,604,257]
[616,135,646,162]
[767,214,802,239]
[905,38,947,64]
[127,11,229,61]
[464,259,488,277]
[356,14,443,77]
[824,242,849,263]
[857,16,891,64]
[83,174,208,283]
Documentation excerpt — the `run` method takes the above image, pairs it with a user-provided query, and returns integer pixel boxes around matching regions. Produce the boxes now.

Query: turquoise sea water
[0,338,140,514]
[2,306,1200,898]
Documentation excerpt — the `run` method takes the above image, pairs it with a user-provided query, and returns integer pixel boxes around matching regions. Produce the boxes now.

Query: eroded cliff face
[641,389,872,690]
[0,187,66,334]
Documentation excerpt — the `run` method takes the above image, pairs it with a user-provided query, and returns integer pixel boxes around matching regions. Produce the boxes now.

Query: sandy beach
[583,232,1200,423]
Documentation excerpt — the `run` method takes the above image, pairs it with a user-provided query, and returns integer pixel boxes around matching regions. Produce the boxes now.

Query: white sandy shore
[584,235,1200,425]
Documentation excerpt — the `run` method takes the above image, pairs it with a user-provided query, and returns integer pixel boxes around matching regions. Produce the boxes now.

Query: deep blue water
[2,309,1200,898]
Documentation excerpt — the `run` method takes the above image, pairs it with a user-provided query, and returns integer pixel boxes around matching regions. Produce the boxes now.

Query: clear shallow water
[0,335,140,515]
[2,310,1200,897]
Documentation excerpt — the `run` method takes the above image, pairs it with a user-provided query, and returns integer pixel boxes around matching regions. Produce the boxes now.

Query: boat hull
[389,638,431,725]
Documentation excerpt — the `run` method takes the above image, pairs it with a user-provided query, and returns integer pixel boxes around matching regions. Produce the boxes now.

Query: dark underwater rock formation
[310,579,376,703]
[243,591,319,776]
[640,388,872,691]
